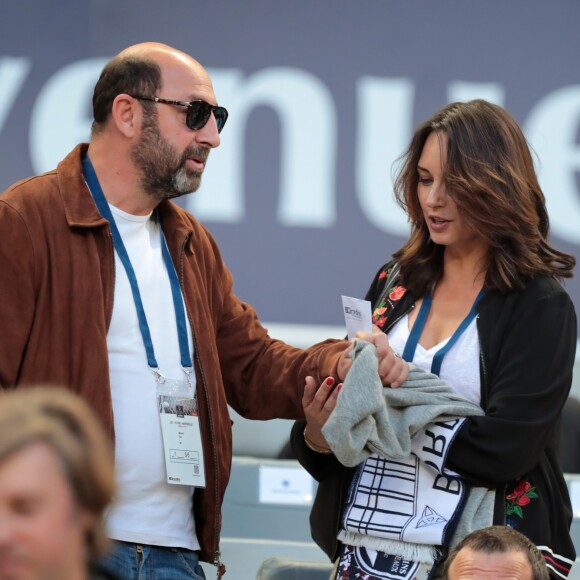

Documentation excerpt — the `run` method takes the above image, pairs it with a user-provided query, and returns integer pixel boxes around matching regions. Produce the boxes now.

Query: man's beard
[131,114,210,201]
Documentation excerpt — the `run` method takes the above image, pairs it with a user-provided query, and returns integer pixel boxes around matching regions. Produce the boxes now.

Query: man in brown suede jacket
[0,42,406,579]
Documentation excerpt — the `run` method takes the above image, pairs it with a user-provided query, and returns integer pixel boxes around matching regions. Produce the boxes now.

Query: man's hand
[337,325,409,387]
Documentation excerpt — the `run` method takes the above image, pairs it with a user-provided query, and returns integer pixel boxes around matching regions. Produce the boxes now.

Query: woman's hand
[337,326,409,387]
[302,375,341,450]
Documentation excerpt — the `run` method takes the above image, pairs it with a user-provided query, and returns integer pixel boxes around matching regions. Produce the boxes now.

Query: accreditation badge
[157,378,206,487]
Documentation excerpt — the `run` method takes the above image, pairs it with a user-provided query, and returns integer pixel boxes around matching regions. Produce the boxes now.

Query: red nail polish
[337,383,343,392]
[326,377,334,386]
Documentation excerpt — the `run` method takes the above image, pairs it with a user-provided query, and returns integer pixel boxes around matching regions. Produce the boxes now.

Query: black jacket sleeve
[447,278,577,486]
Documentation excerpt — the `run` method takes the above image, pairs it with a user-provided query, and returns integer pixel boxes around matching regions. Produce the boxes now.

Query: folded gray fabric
[322,339,484,465]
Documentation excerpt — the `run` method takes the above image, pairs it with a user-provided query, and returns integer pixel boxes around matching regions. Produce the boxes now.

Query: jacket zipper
[479,343,488,410]
[213,550,223,578]
[476,313,488,412]
[178,235,224,578]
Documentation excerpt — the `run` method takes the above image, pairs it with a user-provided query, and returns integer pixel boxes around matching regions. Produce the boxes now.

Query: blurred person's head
[444,525,549,580]
[0,387,114,580]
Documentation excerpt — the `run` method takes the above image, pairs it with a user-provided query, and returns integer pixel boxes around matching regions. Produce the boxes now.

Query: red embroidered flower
[378,270,388,280]
[389,286,407,301]
[506,481,531,500]
[505,480,537,519]
[374,315,387,328]
[374,306,387,316]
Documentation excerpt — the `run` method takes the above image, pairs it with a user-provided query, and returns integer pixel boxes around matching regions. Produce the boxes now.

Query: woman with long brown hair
[292,100,577,579]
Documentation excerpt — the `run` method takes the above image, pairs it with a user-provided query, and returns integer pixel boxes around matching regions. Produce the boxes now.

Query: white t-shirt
[104,205,200,550]
[388,313,481,404]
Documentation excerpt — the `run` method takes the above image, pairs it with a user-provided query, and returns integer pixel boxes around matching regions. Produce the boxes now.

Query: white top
[388,312,481,404]
[104,205,199,550]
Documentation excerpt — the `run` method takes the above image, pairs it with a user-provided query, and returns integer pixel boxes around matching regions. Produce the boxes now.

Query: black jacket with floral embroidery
[291,261,577,579]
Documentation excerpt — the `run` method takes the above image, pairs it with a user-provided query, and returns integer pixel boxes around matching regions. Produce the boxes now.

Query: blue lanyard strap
[81,155,193,372]
[160,233,193,370]
[401,293,432,364]
[402,288,485,375]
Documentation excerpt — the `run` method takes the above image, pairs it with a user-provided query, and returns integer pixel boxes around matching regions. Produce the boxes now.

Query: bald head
[87,41,222,213]
[116,42,202,67]
[91,42,212,134]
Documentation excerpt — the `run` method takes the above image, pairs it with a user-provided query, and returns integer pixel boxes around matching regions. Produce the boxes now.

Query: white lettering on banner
[356,77,414,237]
[432,474,461,495]
[525,85,580,245]
[29,58,107,173]
[190,67,337,227]
[422,429,446,458]
[9,57,580,246]
[0,57,31,134]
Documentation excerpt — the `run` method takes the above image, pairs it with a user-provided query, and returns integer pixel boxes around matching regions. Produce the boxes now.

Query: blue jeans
[99,541,206,580]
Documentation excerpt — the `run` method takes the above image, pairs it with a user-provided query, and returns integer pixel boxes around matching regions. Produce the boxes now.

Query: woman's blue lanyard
[401,288,485,375]
[81,155,193,383]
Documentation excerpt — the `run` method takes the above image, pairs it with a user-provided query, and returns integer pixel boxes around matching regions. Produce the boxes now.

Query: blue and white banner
[1,1,579,342]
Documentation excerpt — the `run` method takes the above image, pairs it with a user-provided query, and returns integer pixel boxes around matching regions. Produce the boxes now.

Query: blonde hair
[0,387,115,558]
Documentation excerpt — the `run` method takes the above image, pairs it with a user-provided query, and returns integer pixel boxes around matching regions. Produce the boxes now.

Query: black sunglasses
[131,95,228,133]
